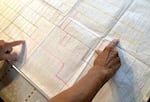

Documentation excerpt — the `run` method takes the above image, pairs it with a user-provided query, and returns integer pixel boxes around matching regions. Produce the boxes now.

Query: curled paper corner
[11,42,27,68]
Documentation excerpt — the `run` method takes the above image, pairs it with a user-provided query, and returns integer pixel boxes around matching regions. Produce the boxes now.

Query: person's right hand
[93,39,121,81]
[48,39,121,102]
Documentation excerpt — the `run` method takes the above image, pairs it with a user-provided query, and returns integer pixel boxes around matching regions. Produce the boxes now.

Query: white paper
[0,0,150,101]
[44,0,79,14]
[91,38,150,102]
[108,0,150,66]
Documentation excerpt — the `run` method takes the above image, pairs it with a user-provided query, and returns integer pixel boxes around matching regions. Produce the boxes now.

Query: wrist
[88,66,110,83]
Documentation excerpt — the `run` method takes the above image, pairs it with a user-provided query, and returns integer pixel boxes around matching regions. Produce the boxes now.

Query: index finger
[106,39,119,49]
[6,40,25,47]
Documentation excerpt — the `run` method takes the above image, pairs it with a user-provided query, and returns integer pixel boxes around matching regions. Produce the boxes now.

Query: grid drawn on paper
[70,0,144,47]
[0,0,135,84]
[44,0,79,14]
[0,0,93,88]
[81,1,144,35]
[0,0,64,34]
[0,0,67,85]
[0,0,145,46]
[0,0,128,71]
[0,0,147,95]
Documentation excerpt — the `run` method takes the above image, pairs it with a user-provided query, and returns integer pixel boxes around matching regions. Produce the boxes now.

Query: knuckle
[116,57,120,60]
[117,58,121,63]
[114,50,118,54]
[110,50,118,58]
[113,50,118,56]
[105,46,113,50]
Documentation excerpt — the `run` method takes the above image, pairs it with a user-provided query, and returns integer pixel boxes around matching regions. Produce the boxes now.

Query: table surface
[0,61,47,102]
[0,61,149,102]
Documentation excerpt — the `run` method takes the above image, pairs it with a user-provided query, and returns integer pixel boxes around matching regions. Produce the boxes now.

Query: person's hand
[0,40,25,61]
[48,39,121,102]
[93,39,121,81]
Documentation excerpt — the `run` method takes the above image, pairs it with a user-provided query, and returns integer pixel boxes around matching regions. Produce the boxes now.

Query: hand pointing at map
[0,40,25,61]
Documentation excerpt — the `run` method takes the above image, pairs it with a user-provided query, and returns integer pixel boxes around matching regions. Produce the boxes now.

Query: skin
[0,39,121,102]
[0,40,25,61]
[48,39,121,102]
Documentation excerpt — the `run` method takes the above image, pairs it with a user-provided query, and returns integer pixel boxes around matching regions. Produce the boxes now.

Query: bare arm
[49,39,121,102]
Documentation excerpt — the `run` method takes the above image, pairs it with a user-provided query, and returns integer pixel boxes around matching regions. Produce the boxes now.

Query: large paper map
[0,0,150,101]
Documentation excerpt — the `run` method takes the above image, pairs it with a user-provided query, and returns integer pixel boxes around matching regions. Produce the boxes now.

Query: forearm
[49,66,108,102]
[49,39,120,102]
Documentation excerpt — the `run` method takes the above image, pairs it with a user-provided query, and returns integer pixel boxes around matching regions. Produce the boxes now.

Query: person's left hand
[0,40,25,61]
